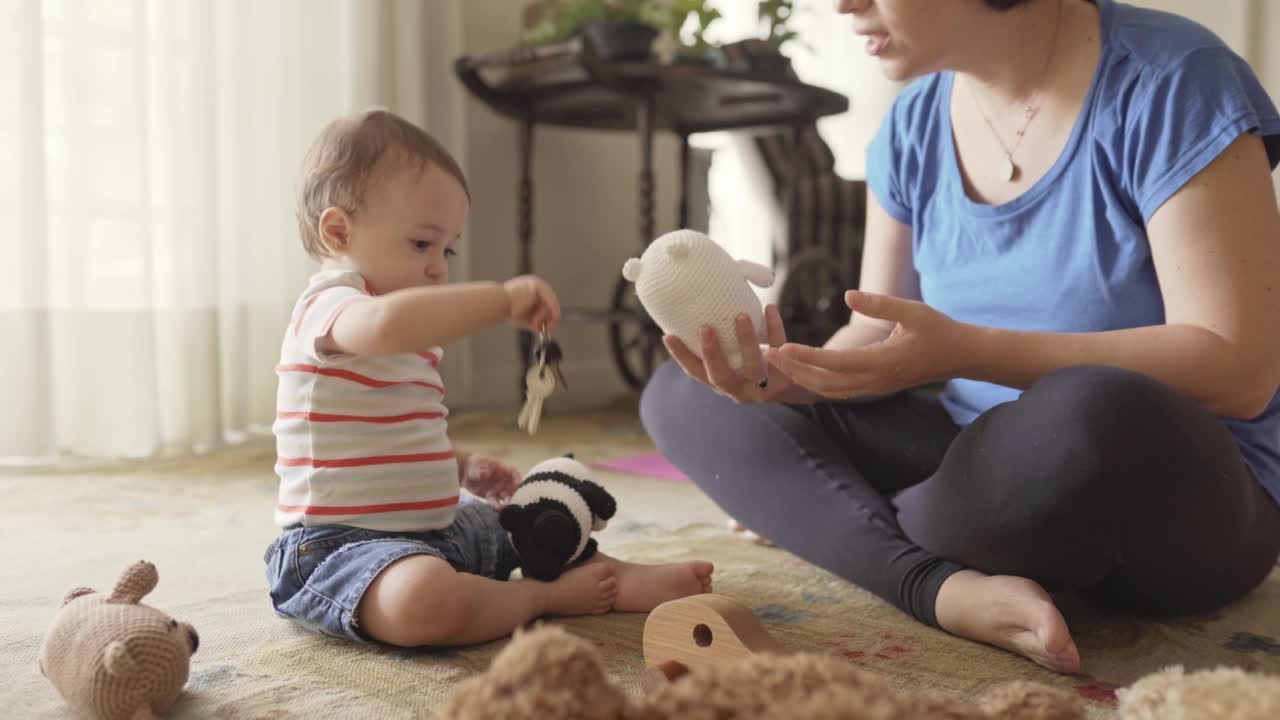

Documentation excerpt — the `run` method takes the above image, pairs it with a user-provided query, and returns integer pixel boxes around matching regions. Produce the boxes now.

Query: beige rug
[4,407,1279,718]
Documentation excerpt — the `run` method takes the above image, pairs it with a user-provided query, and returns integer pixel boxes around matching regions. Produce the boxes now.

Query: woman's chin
[877,57,922,83]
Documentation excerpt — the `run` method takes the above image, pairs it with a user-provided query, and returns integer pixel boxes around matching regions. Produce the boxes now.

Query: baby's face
[342,162,469,294]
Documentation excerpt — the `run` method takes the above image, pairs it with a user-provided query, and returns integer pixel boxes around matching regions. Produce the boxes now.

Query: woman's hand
[764,291,969,399]
[458,453,523,508]
[663,304,803,404]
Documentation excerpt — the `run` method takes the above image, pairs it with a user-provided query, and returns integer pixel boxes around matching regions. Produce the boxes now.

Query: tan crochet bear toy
[443,625,1280,720]
[39,560,199,720]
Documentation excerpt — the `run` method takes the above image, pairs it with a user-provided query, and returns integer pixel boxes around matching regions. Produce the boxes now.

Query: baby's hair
[296,108,469,260]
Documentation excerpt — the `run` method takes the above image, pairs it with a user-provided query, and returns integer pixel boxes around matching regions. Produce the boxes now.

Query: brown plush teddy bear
[442,625,1280,720]
[1116,665,1280,719]
[441,625,1087,720]
[39,560,199,720]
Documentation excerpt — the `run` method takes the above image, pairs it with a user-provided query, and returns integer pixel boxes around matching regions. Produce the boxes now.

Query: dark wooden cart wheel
[777,248,852,348]
[609,274,668,390]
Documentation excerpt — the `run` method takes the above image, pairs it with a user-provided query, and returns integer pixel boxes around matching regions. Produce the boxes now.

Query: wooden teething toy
[640,594,783,692]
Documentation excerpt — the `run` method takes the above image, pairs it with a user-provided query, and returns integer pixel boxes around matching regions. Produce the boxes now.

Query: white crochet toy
[622,229,775,369]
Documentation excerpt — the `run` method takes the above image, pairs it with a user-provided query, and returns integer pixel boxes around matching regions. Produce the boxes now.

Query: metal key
[518,365,556,435]
[536,333,568,391]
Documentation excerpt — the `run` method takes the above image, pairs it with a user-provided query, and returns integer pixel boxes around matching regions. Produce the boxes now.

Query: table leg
[517,118,535,396]
[783,124,806,269]
[638,99,656,251]
[677,132,690,230]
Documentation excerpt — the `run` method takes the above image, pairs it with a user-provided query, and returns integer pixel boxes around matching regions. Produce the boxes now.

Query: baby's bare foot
[543,561,617,616]
[596,555,714,613]
[936,570,1081,673]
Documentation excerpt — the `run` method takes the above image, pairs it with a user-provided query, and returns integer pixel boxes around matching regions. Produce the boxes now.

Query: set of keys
[517,328,566,435]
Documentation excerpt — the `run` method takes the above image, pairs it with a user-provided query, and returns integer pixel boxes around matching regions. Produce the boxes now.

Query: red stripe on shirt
[276,410,444,424]
[277,495,459,515]
[276,450,456,468]
[276,364,445,393]
[292,295,320,336]
[419,351,440,367]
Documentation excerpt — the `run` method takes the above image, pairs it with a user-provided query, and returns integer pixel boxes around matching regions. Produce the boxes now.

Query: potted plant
[522,0,666,62]
[747,0,800,74]
[665,0,724,66]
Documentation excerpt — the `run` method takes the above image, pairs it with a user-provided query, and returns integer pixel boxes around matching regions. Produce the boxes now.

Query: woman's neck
[952,0,1074,110]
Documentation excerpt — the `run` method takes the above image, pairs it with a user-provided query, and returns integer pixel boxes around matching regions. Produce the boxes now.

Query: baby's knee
[358,555,473,647]
[413,581,475,644]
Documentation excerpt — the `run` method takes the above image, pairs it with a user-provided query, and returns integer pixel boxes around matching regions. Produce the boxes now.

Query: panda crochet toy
[499,455,617,581]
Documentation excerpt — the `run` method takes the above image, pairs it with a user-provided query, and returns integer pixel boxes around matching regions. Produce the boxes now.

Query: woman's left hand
[764,290,970,399]
[459,454,523,508]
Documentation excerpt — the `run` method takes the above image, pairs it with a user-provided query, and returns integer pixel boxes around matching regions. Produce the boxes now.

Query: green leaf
[521,0,667,45]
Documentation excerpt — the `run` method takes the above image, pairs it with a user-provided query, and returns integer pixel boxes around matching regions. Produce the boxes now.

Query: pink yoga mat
[593,452,688,482]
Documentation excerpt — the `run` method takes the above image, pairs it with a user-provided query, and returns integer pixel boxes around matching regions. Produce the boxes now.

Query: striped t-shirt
[272,269,459,531]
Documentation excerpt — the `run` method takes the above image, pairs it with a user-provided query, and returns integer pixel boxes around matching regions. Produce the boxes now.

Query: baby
[264,109,713,647]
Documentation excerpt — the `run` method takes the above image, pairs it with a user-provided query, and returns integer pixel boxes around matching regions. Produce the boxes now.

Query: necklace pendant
[1002,155,1017,182]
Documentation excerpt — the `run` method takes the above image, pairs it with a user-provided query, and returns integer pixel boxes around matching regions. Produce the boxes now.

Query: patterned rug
[3,406,1279,719]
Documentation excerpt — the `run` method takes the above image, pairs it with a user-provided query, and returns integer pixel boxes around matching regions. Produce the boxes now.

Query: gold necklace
[967,0,1064,182]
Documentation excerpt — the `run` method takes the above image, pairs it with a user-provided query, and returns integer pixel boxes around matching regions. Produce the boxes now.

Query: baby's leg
[584,553,713,613]
[357,555,617,647]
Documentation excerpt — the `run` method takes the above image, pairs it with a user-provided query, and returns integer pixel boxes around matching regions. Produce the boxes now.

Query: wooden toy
[640,594,783,693]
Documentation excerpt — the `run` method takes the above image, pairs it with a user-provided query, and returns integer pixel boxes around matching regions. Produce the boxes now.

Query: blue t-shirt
[866,0,1280,505]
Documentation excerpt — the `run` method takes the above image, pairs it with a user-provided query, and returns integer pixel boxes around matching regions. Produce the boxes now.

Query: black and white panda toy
[499,454,617,581]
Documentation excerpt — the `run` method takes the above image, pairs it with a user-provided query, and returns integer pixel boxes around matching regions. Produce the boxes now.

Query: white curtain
[0,0,466,459]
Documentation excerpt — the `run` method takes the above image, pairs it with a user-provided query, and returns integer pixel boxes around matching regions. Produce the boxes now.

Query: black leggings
[640,362,1280,627]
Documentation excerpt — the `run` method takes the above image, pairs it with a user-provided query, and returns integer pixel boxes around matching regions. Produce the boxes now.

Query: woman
[640,0,1280,673]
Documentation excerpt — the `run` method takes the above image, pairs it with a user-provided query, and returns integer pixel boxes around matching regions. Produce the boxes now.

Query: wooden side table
[456,39,849,392]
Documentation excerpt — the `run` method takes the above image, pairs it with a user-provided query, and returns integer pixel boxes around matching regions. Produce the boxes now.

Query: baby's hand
[503,275,561,332]
[460,454,523,508]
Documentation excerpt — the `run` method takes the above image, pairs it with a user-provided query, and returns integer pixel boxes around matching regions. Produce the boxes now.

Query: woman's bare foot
[935,570,1081,674]
[588,554,714,612]
[542,561,617,616]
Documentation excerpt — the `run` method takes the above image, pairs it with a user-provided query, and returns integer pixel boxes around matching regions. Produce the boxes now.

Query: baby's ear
[318,207,353,255]
[498,505,524,532]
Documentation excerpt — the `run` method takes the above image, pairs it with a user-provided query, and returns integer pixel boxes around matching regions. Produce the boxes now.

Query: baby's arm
[320,276,558,356]
[323,282,506,356]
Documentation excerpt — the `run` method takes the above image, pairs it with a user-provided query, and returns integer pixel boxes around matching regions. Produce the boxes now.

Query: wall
[448,0,681,410]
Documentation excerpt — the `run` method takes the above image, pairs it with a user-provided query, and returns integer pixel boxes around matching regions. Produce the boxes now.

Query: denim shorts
[263,497,520,642]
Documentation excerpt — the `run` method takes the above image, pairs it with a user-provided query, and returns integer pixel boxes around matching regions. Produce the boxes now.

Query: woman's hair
[984,0,1035,9]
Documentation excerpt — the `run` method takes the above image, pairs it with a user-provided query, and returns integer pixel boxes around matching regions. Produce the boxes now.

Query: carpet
[3,407,1279,718]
